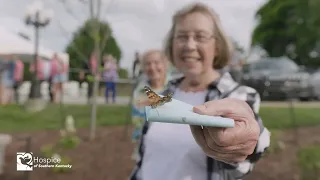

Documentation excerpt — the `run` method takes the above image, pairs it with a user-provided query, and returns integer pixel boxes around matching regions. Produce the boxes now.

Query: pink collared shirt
[50,59,69,78]
[29,59,45,80]
[14,60,24,82]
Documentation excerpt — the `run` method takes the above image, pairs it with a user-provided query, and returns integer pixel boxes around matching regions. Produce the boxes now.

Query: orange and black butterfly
[143,86,173,109]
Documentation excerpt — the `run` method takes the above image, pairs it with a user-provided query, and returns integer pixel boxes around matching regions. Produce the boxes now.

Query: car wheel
[299,97,311,101]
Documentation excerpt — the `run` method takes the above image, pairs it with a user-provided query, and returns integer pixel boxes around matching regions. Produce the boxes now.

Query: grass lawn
[259,107,320,129]
[0,105,319,132]
[298,145,320,180]
[0,104,130,133]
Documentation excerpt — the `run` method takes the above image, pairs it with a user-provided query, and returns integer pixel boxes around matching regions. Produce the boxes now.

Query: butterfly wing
[143,86,162,108]
[160,92,173,103]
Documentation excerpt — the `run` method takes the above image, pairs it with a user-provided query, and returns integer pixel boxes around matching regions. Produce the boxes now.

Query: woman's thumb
[193,104,208,115]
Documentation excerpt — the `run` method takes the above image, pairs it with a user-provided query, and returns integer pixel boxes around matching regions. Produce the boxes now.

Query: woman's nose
[150,64,158,72]
[185,38,197,50]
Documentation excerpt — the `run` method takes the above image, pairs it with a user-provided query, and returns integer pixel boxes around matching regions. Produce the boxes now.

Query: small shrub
[39,115,79,173]
[52,155,72,173]
[58,135,80,149]
[40,144,55,158]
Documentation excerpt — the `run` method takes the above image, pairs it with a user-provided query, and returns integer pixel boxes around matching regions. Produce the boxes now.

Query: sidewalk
[17,93,320,107]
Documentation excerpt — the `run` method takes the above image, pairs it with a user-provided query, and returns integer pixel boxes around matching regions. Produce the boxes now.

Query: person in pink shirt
[12,56,24,104]
[1,54,15,105]
[52,54,68,103]
[29,57,45,82]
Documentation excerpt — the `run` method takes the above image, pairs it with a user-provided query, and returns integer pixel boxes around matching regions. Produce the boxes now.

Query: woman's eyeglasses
[173,34,214,44]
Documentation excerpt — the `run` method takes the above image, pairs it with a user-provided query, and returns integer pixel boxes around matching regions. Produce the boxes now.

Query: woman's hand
[190,98,260,164]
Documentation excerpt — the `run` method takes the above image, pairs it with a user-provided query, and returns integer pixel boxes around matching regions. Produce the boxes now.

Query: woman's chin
[149,76,163,81]
[183,70,202,77]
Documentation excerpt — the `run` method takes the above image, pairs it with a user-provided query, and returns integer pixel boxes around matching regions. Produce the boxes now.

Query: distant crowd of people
[0,53,69,105]
[0,51,120,105]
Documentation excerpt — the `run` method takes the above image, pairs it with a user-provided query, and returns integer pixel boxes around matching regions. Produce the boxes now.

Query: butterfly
[143,86,173,109]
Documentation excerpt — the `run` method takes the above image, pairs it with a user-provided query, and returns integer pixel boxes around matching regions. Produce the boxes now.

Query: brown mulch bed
[1,126,320,180]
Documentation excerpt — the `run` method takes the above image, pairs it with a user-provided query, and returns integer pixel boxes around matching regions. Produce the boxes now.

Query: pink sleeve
[14,61,24,81]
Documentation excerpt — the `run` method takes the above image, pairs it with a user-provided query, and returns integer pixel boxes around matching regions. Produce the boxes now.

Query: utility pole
[24,1,53,112]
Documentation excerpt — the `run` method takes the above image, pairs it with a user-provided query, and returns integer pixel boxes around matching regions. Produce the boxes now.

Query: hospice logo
[17,152,72,171]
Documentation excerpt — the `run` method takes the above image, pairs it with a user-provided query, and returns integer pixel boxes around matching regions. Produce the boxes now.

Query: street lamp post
[24,1,53,109]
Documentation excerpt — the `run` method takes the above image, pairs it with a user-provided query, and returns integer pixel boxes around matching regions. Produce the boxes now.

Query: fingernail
[193,105,206,114]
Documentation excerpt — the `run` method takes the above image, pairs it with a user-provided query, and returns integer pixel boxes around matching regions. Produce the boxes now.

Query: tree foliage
[252,0,320,67]
[65,18,127,80]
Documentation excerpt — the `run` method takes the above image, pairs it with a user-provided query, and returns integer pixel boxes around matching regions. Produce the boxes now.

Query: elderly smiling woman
[129,2,270,180]
[131,49,171,145]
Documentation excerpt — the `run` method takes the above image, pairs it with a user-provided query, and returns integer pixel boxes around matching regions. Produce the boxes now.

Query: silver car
[241,57,315,101]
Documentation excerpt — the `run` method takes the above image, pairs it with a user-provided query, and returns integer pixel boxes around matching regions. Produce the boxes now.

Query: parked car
[310,69,320,100]
[241,57,315,101]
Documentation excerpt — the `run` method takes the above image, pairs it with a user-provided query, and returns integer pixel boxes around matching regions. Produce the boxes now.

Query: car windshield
[251,58,299,72]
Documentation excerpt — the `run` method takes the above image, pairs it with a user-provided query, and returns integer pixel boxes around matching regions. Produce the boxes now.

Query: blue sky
[0,0,267,70]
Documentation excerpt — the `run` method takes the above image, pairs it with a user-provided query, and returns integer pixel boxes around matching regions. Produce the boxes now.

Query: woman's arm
[219,91,271,178]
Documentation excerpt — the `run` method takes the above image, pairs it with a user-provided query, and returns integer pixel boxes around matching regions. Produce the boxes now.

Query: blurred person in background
[29,56,47,83]
[130,49,171,159]
[0,55,15,105]
[80,51,99,103]
[103,54,118,104]
[52,54,68,103]
[30,56,51,101]
[0,55,5,104]
[48,53,59,103]
[132,51,142,79]
[130,3,270,180]
[12,56,24,104]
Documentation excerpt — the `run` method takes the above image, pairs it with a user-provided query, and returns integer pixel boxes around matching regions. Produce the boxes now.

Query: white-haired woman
[131,49,172,156]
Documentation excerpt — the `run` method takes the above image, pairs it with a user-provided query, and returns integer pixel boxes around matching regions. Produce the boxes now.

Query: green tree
[252,0,320,67]
[65,18,127,80]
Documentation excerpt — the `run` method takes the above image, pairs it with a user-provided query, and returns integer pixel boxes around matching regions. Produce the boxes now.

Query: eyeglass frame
[173,32,216,45]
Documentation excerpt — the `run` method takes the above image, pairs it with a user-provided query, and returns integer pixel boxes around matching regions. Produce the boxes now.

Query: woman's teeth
[183,58,199,62]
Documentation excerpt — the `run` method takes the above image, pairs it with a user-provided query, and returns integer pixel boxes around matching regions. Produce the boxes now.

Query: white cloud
[0,0,267,72]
